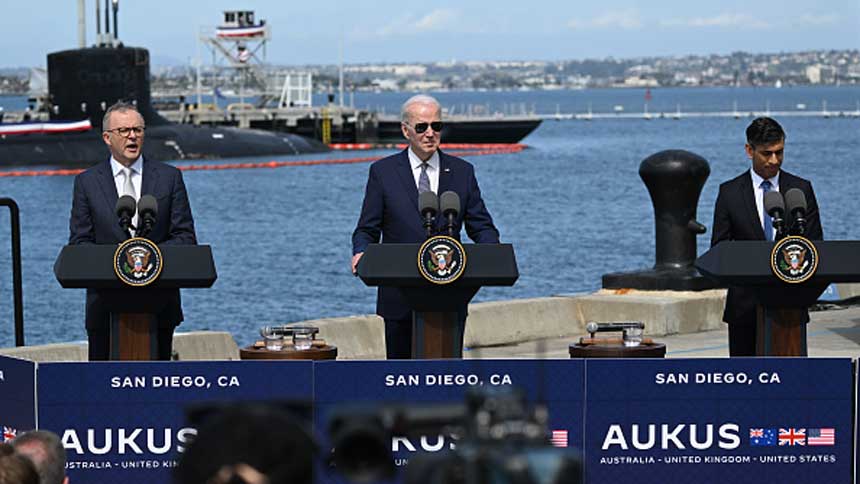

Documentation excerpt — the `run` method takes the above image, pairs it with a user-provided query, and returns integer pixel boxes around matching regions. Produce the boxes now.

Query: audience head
[12,430,68,484]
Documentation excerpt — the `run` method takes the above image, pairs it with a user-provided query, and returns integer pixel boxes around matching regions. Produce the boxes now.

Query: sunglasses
[407,121,443,134]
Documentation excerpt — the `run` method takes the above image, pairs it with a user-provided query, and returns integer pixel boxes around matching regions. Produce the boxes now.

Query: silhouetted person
[175,404,316,484]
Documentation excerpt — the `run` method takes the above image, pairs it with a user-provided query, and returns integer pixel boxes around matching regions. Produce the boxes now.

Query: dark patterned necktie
[761,180,773,241]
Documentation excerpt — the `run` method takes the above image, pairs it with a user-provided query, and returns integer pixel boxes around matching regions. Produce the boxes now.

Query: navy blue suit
[711,169,822,355]
[352,149,499,356]
[69,158,197,359]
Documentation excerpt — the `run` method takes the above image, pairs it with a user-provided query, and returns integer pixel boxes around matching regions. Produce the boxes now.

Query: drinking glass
[292,326,314,351]
[623,327,643,347]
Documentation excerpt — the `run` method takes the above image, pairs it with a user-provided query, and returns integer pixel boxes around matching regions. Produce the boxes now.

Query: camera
[326,387,582,484]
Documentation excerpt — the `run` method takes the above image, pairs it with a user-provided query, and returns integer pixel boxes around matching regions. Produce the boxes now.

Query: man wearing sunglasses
[352,94,500,359]
[68,101,197,360]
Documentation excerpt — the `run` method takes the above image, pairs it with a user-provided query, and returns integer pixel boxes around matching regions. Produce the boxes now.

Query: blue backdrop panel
[0,355,36,440]
[314,359,585,484]
[36,360,313,484]
[584,358,852,484]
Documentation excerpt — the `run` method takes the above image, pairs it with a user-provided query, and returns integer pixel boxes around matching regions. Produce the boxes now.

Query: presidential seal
[418,235,466,284]
[771,236,818,284]
[114,237,163,287]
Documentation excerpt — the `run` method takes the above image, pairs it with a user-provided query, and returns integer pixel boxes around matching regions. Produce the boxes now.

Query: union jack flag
[2,427,17,442]
[778,428,805,446]
[550,430,568,448]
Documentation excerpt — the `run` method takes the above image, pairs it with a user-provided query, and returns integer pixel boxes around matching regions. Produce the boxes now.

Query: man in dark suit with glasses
[352,94,500,359]
[68,101,197,360]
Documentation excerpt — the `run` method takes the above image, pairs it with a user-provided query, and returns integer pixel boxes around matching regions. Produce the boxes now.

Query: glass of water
[623,327,643,347]
[292,326,315,351]
[260,326,284,351]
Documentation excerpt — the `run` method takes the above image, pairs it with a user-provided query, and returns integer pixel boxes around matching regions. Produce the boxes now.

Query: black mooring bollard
[602,150,717,291]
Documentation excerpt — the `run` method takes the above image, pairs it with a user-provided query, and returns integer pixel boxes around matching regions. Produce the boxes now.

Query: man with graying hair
[11,430,69,484]
[352,94,500,359]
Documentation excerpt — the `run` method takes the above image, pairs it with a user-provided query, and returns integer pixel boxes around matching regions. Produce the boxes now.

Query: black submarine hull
[0,45,328,167]
[0,125,328,166]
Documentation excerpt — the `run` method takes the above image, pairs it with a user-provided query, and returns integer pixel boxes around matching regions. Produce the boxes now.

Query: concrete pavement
[466,303,860,359]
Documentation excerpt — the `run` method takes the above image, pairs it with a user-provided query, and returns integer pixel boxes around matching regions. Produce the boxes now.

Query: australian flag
[2,427,17,442]
[750,428,776,446]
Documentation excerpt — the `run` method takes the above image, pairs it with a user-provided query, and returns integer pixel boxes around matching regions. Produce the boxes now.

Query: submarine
[0,3,327,167]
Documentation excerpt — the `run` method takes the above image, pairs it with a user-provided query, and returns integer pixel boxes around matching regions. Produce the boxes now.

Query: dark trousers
[384,311,467,360]
[87,326,176,361]
[728,323,757,357]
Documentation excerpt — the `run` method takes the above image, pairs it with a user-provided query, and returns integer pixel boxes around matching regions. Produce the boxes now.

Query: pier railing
[0,198,24,346]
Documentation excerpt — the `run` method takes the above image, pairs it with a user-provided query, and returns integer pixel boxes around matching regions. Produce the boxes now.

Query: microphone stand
[791,212,806,236]
[423,211,436,239]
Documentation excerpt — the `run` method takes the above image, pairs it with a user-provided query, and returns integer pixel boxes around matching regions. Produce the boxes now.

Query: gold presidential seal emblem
[770,235,818,284]
[114,237,163,287]
[418,235,467,284]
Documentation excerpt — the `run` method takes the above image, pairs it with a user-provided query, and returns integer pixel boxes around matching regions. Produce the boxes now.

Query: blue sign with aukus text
[36,360,313,484]
[0,355,37,442]
[583,358,852,484]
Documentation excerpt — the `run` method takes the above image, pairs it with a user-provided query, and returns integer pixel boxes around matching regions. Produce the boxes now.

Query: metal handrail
[0,198,24,346]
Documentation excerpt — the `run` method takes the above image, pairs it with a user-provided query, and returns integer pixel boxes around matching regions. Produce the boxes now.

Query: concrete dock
[3,288,860,362]
[466,303,860,359]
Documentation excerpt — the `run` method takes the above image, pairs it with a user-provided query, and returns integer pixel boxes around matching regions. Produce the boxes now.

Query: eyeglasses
[106,126,145,137]
[406,121,442,134]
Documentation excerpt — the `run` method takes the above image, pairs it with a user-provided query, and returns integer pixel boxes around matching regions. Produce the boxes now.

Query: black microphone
[418,191,438,239]
[784,188,807,236]
[763,190,786,240]
[439,191,460,237]
[137,194,158,239]
[115,195,136,237]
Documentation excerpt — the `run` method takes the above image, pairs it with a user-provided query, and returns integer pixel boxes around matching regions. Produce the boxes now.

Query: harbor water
[0,86,858,348]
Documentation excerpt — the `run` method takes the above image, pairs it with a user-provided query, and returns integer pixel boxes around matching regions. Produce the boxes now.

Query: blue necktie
[761,180,773,241]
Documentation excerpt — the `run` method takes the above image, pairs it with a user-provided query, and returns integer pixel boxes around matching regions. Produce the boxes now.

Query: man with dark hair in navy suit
[68,101,197,361]
[711,116,823,356]
[352,94,500,359]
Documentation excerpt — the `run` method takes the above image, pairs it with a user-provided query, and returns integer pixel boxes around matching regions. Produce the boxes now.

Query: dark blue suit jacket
[711,169,822,326]
[352,149,499,320]
[69,158,197,329]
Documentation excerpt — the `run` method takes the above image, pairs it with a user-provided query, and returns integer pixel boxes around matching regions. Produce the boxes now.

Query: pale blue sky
[1,0,857,67]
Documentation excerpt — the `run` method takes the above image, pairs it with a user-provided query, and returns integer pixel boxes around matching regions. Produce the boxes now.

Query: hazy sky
[2,0,857,67]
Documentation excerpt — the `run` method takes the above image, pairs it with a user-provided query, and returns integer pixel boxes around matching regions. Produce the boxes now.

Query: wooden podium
[54,244,217,360]
[356,243,518,359]
[695,240,860,356]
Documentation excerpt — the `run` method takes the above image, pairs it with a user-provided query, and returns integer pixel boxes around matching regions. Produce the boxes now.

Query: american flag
[550,430,568,448]
[778,428,805,446]
[750,428,776,446]
[2,427,16,442]
[807,428,835,446]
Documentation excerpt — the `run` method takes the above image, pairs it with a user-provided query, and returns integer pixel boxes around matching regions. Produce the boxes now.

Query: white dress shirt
[750,168,780,239]
[408,147,440,194]
[111,156,144,234]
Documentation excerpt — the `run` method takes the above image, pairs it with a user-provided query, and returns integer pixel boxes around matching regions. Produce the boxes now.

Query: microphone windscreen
[137,194,158,217]
[763,190,785,216]
[115,195,136,217]
[439,191,460,217]
[784,188,807,214]
[585,322,598,334]
[418,191,438,216]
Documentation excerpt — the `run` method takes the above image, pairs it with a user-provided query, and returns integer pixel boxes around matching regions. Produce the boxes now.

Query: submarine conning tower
[47,46,169,130]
